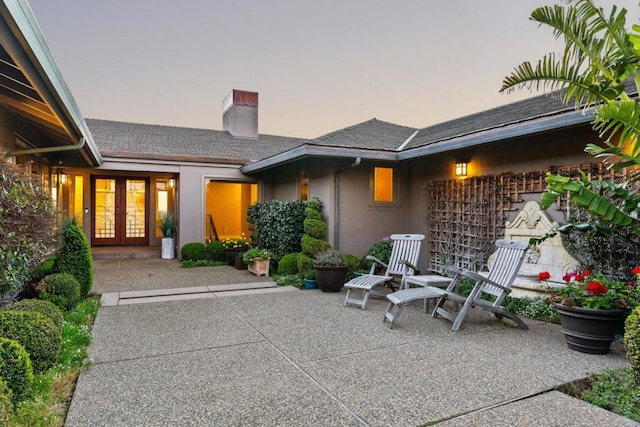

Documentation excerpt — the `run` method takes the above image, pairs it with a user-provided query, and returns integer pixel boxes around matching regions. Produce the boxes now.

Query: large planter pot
[224,249,241,266]
[248,259,270,277]
[555,303,624,355]
[314,265,347,293]
[161,237,175,259]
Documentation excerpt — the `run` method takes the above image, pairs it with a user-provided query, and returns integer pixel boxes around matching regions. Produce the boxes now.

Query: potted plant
[222,238,249,266]
[242,248,273,277]
[314,248,347,292]
[159,213,177,259]
[303,269,317,290]
[542,267,640,354]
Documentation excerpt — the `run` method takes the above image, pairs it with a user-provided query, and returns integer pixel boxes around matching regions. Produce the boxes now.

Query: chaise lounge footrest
[384,287,444,329]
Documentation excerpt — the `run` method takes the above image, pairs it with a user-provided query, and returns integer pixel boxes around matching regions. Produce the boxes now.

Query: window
[373,167,394,203]
[299,170,309,201]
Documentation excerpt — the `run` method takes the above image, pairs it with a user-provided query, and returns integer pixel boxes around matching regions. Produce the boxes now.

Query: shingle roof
[313,118,417,151]
[85,119,309,162]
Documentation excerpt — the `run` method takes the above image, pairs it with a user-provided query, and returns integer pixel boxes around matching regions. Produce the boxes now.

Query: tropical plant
[501,0,640,241]
[159,212,177,238]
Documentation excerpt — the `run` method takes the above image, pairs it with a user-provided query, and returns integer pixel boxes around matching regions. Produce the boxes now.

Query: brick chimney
[222,89,258,139]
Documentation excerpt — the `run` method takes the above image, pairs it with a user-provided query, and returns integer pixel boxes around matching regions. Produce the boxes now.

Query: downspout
[5,136,85,158]
[333,157,361,249]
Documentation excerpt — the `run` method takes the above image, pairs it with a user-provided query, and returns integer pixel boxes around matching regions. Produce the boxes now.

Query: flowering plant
[222,237,249,250]
[539,267,640,311]
[241,248,273,264]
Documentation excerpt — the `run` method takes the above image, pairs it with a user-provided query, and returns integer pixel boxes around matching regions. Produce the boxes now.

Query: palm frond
[592,100,640,157]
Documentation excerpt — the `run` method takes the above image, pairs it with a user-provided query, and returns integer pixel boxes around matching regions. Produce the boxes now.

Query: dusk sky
[29,1,640,139]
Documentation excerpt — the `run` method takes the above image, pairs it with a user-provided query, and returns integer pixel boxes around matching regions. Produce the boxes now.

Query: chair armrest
[365,255,388,269]
[398,260,419,275]
[456,270,511,293]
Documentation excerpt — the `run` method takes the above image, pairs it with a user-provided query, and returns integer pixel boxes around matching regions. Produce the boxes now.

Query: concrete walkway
[65,260,637,426]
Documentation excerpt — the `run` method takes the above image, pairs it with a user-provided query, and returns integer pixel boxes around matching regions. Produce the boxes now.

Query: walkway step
[101,282,289,306]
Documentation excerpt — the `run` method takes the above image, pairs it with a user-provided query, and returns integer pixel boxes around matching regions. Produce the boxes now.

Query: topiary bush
[54,218,93,297]
[30,257,56,285]
[303,219,327,240]
[6,299,64,332]
[304,207,322,221]
[0,310,61,373]
[297,254,314,274]
[181,242,207,261]
[625,306,640,384]
[301,235,331,257]
[206,240,225,261]
[278,253,299,275]
[0,377,12,424]
[0,337,33,404]
[0,157,56,306]
[39,273,81,311]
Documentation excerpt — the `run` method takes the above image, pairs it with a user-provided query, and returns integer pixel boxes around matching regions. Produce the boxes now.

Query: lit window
[373,167,393,203]
[299,170,309,201]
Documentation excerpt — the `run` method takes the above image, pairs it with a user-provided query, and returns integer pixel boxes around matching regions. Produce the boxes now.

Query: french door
[92,177,149,245]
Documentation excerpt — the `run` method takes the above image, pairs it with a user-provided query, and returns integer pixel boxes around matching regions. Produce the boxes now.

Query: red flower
[582,269,591,277]
[575,274,585,282]
[562,273,572,282]
[538,271,551,281]
[585,281,608,296]
[632,267,640,275]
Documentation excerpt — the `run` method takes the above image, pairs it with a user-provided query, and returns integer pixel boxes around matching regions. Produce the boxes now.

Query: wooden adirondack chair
[430,239,530,331]
[344,234,424,309]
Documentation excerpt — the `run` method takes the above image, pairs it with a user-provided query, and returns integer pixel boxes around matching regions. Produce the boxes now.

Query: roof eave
[398,108,596,160]
[241,145,398,174]
[0,0,102,166]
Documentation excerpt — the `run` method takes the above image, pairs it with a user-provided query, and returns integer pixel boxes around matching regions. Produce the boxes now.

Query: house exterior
[0,0,615,274]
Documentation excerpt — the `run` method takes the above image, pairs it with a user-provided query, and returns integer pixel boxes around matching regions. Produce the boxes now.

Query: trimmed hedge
[6,299,64,332]
[297,254,314,274]
[30,257,56,284]
[304,207,322,220]
[0,311,61,373]
[206,241,225,261]
[301,235,330,257]
[54,220,93,297]
[278,253,299,275]
[0,377,12,424]
[0,337,34,403]
[625,306,640,383]
[181,242,207,261]
[39,273,81,311]
[247,200,307,259]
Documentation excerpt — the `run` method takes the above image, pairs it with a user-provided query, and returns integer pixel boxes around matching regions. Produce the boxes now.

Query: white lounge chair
[430,239,530,331]
[344,234,424,309]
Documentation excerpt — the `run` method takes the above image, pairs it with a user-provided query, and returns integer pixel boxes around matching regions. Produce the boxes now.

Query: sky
[28,0,640,139]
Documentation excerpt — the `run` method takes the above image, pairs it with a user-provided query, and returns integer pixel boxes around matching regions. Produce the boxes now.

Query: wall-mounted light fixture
[168,178,175,189]
[455,162,468,177]
[60,174,68,185]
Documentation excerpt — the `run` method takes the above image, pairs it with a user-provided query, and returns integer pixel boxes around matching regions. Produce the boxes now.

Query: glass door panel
[95,179,116,239]
[125,179,146,238]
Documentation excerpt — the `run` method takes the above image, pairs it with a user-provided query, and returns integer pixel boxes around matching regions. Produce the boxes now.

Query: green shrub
[30,257,56,284]
[181,242,207,261]
[625,306,640,384]
[344,254,361,280]
[0,377,12,424]
[0,310,61,373]
[304,208,322,220]
[278,253,300,275]
[306,198,322,213]
[0,157,56,305]
[39,273,81,311]
[6,299,64,332]
[303,219,327,240]
[301,235,331,257]
[247,200,307,259]
[362,240,393,271]
[503,296,560,323]
[206,241,225,261]
[276,274,304,289]
[582,368,640,422]
[0,337,33,404]
[297,254,314,274]
[54,219,93,297]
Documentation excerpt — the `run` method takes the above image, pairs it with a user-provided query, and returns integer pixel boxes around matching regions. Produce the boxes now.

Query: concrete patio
[64,259,636,426]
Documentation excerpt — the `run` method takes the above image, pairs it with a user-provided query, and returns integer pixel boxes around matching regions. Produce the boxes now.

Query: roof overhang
[0,0,101,167]
[398,108,596,160]
[240,144,398,174]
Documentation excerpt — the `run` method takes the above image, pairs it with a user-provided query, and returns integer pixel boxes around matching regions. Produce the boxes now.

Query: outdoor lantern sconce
[60,174,67,185]
[168,178,175,189]
[455,162,468,177]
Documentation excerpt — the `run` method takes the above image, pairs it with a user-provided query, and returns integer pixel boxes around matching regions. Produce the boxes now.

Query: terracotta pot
[314,265,347,292]
[554,303,624,354]
[248,259,270,277]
